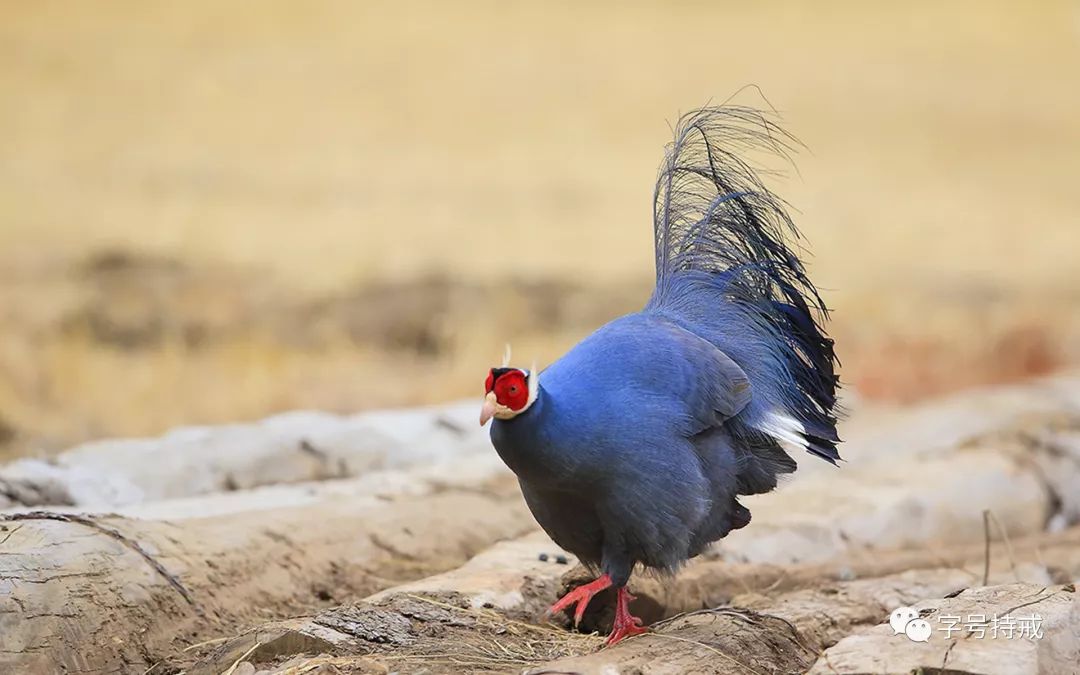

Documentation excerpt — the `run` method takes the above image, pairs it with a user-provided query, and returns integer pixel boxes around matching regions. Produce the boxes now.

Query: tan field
[1,0,1078,458]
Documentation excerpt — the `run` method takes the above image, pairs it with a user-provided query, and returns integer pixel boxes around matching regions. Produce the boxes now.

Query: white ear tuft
[501,343,512,367]
[527,359,539,406]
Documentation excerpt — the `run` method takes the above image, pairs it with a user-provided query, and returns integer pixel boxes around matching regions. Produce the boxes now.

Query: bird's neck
[490,387,564,485]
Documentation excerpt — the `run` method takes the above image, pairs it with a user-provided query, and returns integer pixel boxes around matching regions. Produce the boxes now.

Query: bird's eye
[508,385,519,395]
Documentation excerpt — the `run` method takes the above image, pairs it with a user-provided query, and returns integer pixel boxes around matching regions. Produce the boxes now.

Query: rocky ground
[2,375,1080,674]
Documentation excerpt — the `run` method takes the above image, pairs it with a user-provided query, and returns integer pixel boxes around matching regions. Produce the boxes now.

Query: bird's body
[493,313,746,578]
[482,106,840,644]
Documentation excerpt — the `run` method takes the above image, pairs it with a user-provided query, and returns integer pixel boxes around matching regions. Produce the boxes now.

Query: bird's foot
[548,573,612,627]
[605,587,647,646]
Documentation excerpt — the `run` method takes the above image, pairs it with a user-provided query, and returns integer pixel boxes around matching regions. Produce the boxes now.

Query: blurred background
[1,1,1078,459]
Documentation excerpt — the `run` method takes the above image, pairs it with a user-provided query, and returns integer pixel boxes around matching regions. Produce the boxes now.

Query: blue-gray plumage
[480,106,840,645]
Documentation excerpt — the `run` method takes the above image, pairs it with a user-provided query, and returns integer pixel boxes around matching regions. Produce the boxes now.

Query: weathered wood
[808,584,1079,674]
[183,531,581,674]
[3,378,1080,674]
[0,400,489,508]
[790,373,1080,474]
[5,374,1079,510]
[638,525,1080,621]
[537,580,1077,675]
[0,476,534,673]
[184,524,1080,674]
[713,412,1080,567]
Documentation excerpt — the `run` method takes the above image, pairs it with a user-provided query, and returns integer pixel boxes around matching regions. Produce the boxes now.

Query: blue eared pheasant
[480,106,840,645]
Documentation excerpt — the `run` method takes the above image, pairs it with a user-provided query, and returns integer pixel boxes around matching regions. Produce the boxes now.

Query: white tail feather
[760,411,808,450]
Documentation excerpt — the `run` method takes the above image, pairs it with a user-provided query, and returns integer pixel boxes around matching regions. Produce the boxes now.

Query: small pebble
[538,553,549,562]
[555,554,568,565]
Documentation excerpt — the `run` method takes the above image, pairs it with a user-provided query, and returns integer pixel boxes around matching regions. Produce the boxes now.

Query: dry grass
[262,594,604,675]
[0,1,1078,457]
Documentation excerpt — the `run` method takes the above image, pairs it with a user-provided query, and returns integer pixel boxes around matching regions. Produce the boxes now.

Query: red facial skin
[486,369,529,412]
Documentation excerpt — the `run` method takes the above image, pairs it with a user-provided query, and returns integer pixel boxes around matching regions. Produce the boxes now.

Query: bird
[480,105,840,646]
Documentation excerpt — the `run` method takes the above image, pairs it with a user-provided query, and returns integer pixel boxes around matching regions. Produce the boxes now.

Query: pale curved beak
[479,392,498,426]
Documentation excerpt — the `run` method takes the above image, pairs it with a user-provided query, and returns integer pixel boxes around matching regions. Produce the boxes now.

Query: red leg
[606,586,647,645]
[548,573,612,626]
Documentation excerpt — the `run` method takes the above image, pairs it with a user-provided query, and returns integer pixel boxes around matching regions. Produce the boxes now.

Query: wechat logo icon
[890,606,931,642]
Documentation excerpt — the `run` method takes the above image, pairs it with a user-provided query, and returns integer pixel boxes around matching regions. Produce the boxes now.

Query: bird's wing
[637,317,754,434]
[695,344,752,422]
[653,320,799,499]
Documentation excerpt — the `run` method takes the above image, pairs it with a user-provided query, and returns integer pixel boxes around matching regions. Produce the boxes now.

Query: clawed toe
[550,575,648,644]
[604,585,647,646]
[606,621,647,645]
[548,573,614,627]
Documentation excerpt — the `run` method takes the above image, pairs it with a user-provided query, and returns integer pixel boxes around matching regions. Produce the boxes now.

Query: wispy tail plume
[648,105,840,464]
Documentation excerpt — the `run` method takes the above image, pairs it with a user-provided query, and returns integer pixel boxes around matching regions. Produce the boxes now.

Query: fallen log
[4,378,1079,674]
[808,583,1080,674]
[632,524,1080,624]
[713,410,1080,566]
[793,372,1080,473]
[182,531,584,674]
[4,374,1079,510]
[195,563,1078,674]
[0,475,534,674]
[0,400,488,508]
[538,580,1077,675]
[173,408,1080,673]
[4,453,509,521]
[185,523,1080,674]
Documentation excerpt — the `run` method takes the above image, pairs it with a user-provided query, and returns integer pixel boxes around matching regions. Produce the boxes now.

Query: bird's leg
[605,586,647,645]
[548,573,612,626]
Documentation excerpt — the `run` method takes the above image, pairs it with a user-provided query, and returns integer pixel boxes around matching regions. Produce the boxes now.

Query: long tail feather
[648,105,840,463]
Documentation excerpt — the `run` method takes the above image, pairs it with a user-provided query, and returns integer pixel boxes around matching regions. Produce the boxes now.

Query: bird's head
[480,347,539,425]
